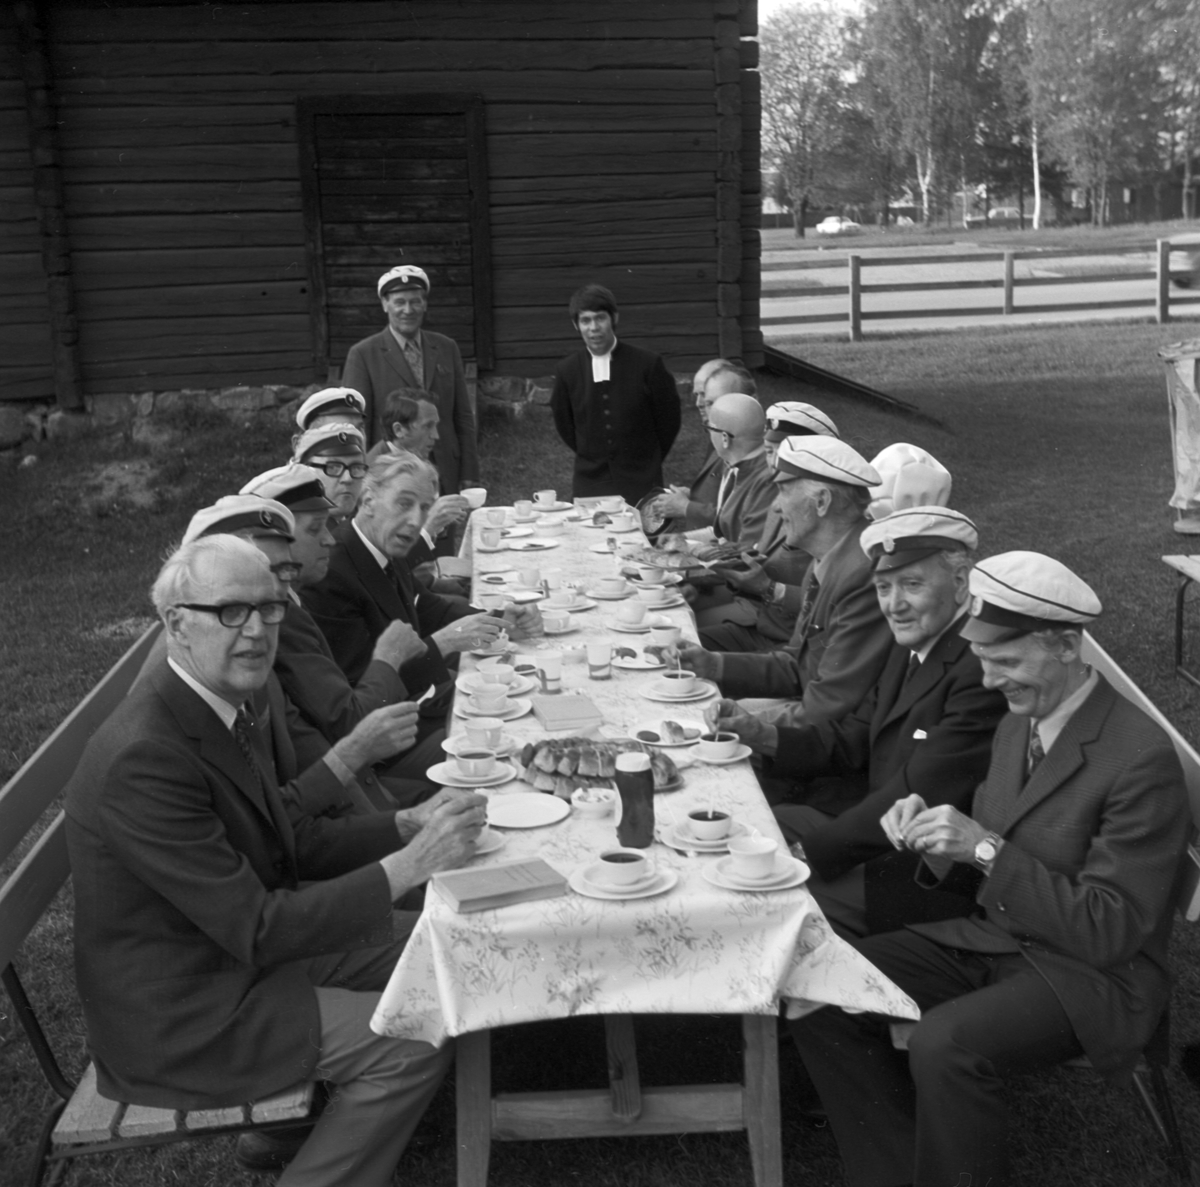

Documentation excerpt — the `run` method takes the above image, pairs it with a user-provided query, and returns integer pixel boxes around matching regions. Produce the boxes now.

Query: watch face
[975,839,997,863]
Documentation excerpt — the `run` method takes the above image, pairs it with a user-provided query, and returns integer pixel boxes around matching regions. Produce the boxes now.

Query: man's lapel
[879,628,965,729]
[340,522,409,621]
[378,331,415,385]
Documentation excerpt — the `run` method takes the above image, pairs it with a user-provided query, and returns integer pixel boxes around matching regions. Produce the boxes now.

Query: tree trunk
[795,194,808,238]
[1184,122,1195,219]
[1031,120,1043,230]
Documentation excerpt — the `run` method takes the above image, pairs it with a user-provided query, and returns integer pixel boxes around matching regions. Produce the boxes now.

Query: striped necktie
[234,705,266,794]
[1026,724,1046,781]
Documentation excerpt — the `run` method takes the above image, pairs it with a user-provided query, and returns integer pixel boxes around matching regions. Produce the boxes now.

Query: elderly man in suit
[302,452,540,689]
[342,264,480,496]
[65,534,488,1186]
[710,507,1008,937]
[676,436,893,731]
[550,283,681,503]
[790,552,1190,1187]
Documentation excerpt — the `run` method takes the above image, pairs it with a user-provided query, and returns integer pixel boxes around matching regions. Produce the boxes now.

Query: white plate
[642,682,718,703]
[531,500,574,513]
[487,791,571,829]
[425,761,518,789]
[703,855,810,892]
[507,589,544,603]
[631,595,686,611]
[509,538,560,551]
[469,644,513,659]
[588,543,617,554]
[586,586,634,601]
[478,572,512,585]
[695,743,754,766]
[456,673,538,698]
[568,866,679,901]
[543,622,578,636]
[632,721,704,746]
[659,820,749,852]
[476,543,510,553]
[499,526,534,538]
[473,831,506,856]
[442,733,517,759]
[612,654,666,671]
[454,697,533,721]
[542,597,597,613]
[614,614,652,633]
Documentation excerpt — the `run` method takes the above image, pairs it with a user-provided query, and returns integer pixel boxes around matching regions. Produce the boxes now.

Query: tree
[759,3,853,236]
[858,0,999,225]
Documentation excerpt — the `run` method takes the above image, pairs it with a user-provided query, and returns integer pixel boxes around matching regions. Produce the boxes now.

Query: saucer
[442,733,517,759]
[703,855,810,892]
[543,621,578,636]
[473,831,506,856]
[569,866,679,901]
[532,500,574,513]
[660,820,749,852]
[579,861,658,893]
[475,542,509,553]
[632,721,704,746]
[425,760,518,789]
[642,681,718,703]
[499,526,534,538]
[469,644,513,658]
[512,513,540,524]
[632,595,686,611]
[695,743,753,766]
[454,697,533,721]
[612,653,666,671]
[542,597,597,613]
[588,542,617,554]
[456,673,538,698]
[628,572,683,586]
[509,538,560,551]
[586,586,634,600]
[610,620,652,634]
[506,589,544,603]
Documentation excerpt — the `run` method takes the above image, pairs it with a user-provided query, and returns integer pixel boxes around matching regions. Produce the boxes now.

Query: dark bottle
[615,752,655,848]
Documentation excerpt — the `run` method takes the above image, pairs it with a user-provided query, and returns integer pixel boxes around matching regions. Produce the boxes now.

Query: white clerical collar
[590,338,618,382]
[352,518,390,570]
[167,657,238,731]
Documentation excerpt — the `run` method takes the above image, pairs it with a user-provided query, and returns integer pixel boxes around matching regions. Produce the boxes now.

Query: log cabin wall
[4,0,761,403]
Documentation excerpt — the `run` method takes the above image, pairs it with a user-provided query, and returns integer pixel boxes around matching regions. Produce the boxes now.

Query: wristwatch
[973,832,1003,872]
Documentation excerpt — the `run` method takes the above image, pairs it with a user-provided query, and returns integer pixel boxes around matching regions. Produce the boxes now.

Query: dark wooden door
[297,93,493,377]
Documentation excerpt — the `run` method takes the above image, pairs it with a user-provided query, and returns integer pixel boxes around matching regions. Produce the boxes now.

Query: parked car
[815,216,861,236]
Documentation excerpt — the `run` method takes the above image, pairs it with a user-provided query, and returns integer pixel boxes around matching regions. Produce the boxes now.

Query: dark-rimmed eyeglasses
[312,460,368,479]
[176,601,288,627]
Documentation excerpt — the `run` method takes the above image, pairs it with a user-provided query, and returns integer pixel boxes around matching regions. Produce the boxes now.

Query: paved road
[762,242,1200,340]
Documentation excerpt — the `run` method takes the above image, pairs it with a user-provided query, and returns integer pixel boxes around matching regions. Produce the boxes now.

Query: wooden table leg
[742,1014,783,1187]
[456,1029,492,1187]
[603,1015,642,1122]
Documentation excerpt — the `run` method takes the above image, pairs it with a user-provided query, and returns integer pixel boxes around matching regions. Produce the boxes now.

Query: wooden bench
[0,624,317,1186]
[890,631,1199,1183]
[1162,554,1200,691]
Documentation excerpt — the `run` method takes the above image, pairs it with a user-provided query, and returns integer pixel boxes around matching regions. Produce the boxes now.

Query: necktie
[234,705,266,794]
[1027,725,1046,781]
[904,653,921,684]
[797,573,819,632]
[403,337,424,387]
[715,464,736,518]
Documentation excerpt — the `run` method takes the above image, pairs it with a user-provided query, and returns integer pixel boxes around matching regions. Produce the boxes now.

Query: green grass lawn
[5,320,1200,1184]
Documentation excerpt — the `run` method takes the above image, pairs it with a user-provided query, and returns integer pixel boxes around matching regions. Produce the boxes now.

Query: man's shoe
[235,1127,313,1172]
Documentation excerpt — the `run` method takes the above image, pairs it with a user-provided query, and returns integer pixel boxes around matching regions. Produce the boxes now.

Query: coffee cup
[596,576,628,597]
[535,489,557,507]
[586,640,612,679]
[687,809,732,841]
[536,650,563,693]
[455,748,496,778]
[599,495,625,513]
[657,669,697,695]
[547,588,574,608]
[616,540,642,558]
[543,609,570,631]
[649,624,682,648]
[636,564,665,583]
[617,601,648,625]
[697,731,739,761]
[514,499,534,518]
[575,497,599,513]
[485,507,506,526]
[636,585,668,605]
[592,848,653,887]
[728,835,780,880]
[613,512,636,531]
[535,515,564,536]
[460,487,487,509]
[518,567,542,590]
[475,661,515,685]
[542,567,564,590]
[476,592,507,613]
[480,528,502,548]
[469,686,510,714]
[464,717,504,748]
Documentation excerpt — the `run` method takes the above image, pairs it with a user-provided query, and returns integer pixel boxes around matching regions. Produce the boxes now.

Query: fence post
[848,255,862,342]
[1003,252,1015,315]
[1157,239,1171,324]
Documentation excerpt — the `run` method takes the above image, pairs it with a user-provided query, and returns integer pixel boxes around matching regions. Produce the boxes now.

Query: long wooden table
[371,503,918,1187]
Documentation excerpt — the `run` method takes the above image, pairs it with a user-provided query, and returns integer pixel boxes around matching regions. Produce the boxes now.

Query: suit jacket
[275,595,406,747]
[342,326,479,494]
[713,450,774,549]
[659,446,724,535]
[550,340,681,503]
[301,520,462,689]
[911,678,1190,1082]
[720,519,893,728]
[740,507,811,643]
[773,626,1007,930]
[64,664,401,1109]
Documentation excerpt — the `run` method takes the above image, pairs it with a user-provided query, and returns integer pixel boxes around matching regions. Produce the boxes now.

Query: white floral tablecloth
[371,507,919,1043]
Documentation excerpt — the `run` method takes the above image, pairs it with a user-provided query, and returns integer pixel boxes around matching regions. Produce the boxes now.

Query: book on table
[530,692,604,733]
[432,856,569,913]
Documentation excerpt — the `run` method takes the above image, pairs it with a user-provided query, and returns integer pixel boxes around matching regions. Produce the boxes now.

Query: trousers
[789,929,1081,1187]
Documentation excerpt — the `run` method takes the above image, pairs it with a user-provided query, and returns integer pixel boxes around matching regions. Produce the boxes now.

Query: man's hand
[881,795,928,850]
[425,494,470,539]
[715,553,772,599]
[502,602,543,640]
[667,642,722,684]
[431,612,505,654]
[883,798,989,863]
[379,792,488,898]
[332,702,420,770]
[394,786,471,840]
[704,698,777,754]
[372,619,428,670]
[654,488,691,518]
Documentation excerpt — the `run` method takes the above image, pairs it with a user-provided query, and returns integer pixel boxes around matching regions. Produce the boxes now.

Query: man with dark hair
[549,283,681,503]
[342,265,480,496]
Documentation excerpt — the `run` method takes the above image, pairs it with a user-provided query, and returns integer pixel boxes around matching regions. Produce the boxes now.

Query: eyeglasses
[313,460,368,479]
[270,562,303,582]
[176,601,288,627]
